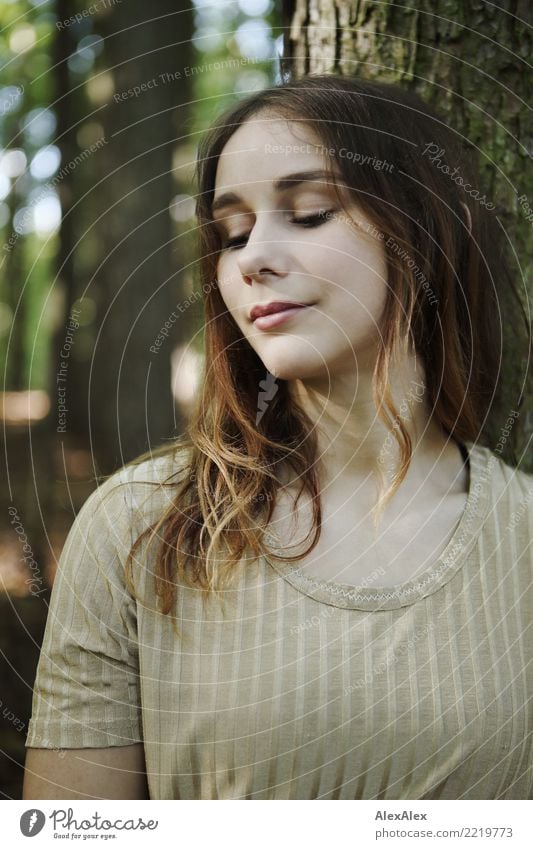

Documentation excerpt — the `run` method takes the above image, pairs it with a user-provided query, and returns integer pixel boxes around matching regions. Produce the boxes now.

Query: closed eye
[220,209,337,251]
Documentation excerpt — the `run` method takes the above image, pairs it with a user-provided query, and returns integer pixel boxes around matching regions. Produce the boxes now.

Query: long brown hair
[105,74,527,627]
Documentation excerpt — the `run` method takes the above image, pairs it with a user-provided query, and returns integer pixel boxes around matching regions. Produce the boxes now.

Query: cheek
[216,276,252,338]
[216,265,239,310]
[327,244,388,330]
[216,252,242,289]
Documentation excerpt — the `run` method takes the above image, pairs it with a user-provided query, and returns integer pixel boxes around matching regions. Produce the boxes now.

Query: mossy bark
[282,0,533,468]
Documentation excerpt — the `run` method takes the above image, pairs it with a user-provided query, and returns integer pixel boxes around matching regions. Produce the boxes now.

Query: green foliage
[0,1,57,389]
[0,0,282,392]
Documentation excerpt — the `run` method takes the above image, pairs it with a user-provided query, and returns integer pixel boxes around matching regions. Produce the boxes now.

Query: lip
[249,300,311,322]
[252,304,312,331]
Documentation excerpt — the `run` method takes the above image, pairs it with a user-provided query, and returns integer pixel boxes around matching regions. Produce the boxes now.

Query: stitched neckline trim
[262,440,493,610]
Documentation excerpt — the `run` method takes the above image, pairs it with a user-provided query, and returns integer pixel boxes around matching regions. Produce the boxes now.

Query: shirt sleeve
[25,467,143,749]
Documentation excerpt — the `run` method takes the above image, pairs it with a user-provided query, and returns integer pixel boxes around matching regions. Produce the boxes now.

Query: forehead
[214,114,333,193]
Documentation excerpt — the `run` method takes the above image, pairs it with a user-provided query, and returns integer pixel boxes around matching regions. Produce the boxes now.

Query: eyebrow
[210,169,338,217]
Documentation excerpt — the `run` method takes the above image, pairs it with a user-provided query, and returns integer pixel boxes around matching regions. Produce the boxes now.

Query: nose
[236,214,289,285]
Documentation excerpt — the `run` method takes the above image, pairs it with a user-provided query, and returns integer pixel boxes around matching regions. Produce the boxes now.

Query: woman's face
[211,113,388,382]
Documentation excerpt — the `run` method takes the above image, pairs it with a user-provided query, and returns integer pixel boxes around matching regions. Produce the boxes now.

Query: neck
[287,350,451,491]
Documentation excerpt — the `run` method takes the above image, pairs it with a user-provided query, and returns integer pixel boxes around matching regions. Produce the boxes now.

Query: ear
[460,201,472,234]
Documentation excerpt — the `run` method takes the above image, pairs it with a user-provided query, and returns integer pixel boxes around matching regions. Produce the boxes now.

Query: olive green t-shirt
[26,441,532,799]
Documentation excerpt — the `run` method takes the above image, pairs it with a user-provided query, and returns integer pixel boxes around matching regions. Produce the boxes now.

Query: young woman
[24,74,532,800]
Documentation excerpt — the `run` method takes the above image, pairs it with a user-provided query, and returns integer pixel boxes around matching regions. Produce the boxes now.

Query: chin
[257,350,329,383]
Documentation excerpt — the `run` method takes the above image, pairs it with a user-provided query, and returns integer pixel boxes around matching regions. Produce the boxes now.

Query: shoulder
[96,443,192,503]
[98,444,192,492]
[467,440,533,540]
[47,445,193,606]
[473,442,532,498]
[71,444,193,555]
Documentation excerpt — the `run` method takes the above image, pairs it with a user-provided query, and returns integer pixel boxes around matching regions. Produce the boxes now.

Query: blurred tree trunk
[89,0,194,473]
[281,0,533,468]
[51,0,77,375]
[2,139,25,390]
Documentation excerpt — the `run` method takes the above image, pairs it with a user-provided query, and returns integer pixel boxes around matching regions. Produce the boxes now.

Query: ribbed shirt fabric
[26,440,532,799]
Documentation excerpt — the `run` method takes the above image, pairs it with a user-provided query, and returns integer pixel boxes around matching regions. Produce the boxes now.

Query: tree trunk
[89,0,194,474]
[282,0,533,467]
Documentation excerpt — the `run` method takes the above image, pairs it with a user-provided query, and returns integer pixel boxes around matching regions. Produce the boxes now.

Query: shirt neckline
[262,440,492,610]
